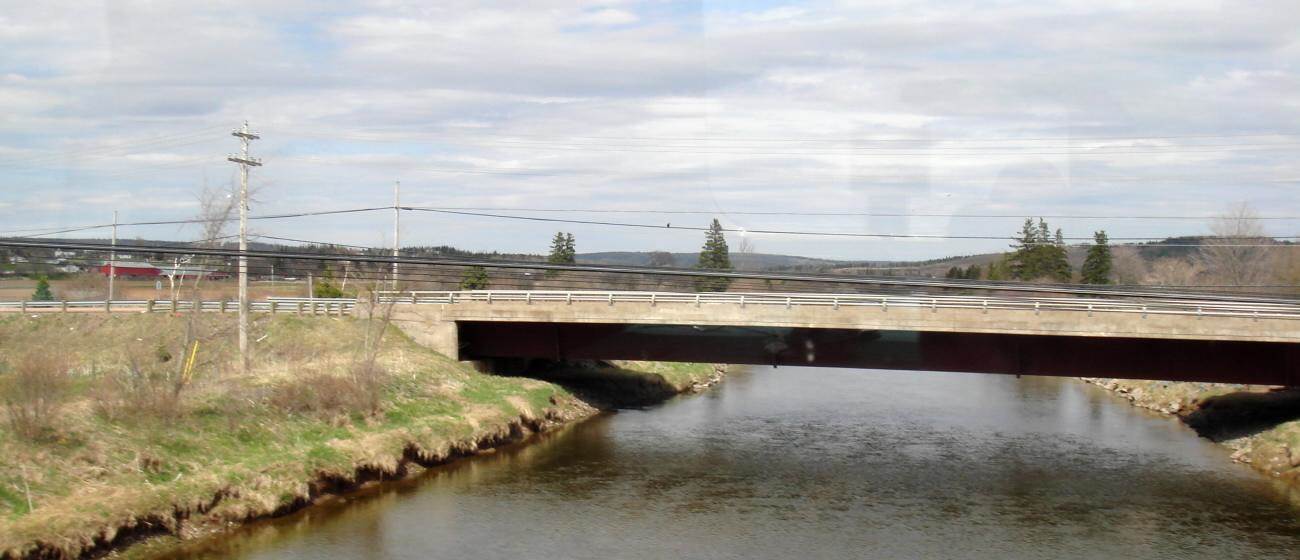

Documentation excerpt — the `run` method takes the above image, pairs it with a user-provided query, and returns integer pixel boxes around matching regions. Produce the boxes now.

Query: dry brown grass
[1,353,73,441]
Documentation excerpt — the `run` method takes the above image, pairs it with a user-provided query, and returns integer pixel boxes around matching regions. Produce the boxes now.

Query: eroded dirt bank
[0,314,726,560]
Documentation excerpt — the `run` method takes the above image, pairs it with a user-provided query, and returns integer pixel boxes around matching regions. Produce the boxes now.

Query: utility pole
[228,121,261,373]
[392,180,400,290]
[108,210,117,302]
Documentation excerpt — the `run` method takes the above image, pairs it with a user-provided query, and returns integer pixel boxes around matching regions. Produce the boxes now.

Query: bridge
[385,290,1300,386]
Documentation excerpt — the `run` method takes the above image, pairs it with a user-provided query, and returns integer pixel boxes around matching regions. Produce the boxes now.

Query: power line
[4,238,1296,303]
[408,206,1300,221]
[404,207,1300,244]
[279,127,1300,145]
[0,206,392,238]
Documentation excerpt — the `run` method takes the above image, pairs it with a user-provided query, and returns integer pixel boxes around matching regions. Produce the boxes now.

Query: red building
[98,261,161,278]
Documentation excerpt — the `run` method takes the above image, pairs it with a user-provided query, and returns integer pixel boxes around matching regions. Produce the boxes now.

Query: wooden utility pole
[393,180,400,290]
[228,121,261,373]
[107,210,117,302]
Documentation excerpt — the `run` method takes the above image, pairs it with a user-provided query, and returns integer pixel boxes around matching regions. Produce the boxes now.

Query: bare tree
[1109,246,1147,285]
[1273,249,1300,294]
[1197,203,1271,288]
[1146,257,1202,287]
[734,235,756,271]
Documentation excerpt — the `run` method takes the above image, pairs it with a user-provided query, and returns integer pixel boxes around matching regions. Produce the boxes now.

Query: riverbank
[0,313,723,559]
[1082,378,1300,486]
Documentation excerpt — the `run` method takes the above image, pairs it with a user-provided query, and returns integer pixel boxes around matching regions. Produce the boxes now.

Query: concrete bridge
[386,290,1300,386]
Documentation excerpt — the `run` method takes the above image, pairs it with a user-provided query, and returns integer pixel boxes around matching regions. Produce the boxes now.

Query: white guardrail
[0,297,358,316]
[375,290,1300,321]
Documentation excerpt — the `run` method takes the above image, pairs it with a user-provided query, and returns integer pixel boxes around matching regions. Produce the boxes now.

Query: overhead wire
[5,238,1298,302]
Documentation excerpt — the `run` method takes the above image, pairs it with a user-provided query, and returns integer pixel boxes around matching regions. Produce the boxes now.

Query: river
[157,367,1300,559]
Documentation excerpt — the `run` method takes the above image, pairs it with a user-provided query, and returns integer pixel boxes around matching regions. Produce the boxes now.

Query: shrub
[2,353,72,440]
[92,343,191,421]
[31,276,54,301]
[269,366,388,417]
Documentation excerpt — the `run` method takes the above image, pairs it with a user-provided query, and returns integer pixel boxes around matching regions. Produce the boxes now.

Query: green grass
[0,313,584,557]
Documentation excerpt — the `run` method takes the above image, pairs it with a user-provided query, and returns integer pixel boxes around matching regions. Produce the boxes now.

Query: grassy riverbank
[0,313,722,559]
[1083,379,1300,485]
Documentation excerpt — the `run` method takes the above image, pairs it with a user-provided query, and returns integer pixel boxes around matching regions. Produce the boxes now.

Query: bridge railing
[375,290,1300,321]
[0,298,358,316]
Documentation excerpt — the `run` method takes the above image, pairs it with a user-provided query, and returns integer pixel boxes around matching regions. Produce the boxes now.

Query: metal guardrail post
[487,292,494,304]
[608,293,614,306]
[566,292,571,305]
[145,300,153,313]
[695,294,701,308]
[740,295,745,308]
[526,292,532,305]
[297,301,303,316]
[931,298,937,312]
[1087,303,1093,317]
[650,293,656,307]
[1035,301,1040,316]
[881,297,888,312]
[104,299,111,313]
[20,300,26,314]
[982,299,988,314]
[1141,305,1147,318]
[833,297,839,310]
[786,296,792,309]
[61,300,69,313]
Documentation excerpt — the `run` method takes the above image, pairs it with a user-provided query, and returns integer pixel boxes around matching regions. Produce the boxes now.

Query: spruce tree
[32,276,53,301]
[1081,230,1113,284]
[1009,218,1038,280]
[547,232,573,265]
[564,233,576,262]
[1049,228,1072,282]
[946,266,963,279]
[964,264,981,280]
[694,219,732,292]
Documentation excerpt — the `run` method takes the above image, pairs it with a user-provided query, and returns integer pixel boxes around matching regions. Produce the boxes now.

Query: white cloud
[0,0,1297,259]
[574,8,639,26]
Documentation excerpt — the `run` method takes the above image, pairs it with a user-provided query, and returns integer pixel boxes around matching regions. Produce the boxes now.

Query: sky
[1,0,1298,261]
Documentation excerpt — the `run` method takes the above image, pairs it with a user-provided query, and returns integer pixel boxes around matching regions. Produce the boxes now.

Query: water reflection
[157,368,1300,559]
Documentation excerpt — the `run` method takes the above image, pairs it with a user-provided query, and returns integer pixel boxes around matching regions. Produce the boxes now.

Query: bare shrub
[1197,203,1272,288]
[1146,258,1202,287]
[92,343,195,420]
[269,372,363,415]
[1110,247,1147,285]
[2,353,72,440]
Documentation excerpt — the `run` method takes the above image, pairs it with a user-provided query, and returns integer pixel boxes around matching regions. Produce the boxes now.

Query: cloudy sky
[2,0,1297,261]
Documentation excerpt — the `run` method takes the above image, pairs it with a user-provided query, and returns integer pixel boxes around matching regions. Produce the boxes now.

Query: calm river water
[161,368,1300,559]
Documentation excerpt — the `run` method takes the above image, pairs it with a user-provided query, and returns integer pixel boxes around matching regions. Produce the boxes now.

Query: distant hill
[577,252,843,270]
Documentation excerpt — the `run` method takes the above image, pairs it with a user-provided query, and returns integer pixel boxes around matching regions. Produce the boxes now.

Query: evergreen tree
[694,219,732,292]
[987,256,1012,281]
[945,266,963,279]
[1048,228,1072,282]
[32,276,53,301]
[1009,218,1039,280]
[1081,230,1113,284]
[964,264,981,280]
[564,233,576,262]
[547,232,574,265]
[459,266,489,290]
[1010,218,1071,282]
